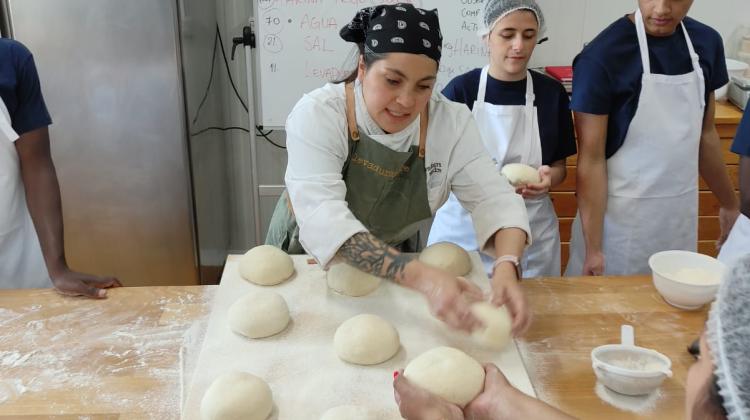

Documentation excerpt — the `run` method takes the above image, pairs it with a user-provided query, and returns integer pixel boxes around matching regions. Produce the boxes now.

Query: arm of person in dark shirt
[698,94,740,248]
[15,127,122,298]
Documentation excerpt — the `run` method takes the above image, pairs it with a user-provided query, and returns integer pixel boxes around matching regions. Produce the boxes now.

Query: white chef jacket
[284,82,530,267]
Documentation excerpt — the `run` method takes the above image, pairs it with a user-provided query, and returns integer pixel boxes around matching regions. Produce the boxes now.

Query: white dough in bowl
[320,405,379,420]
[470,302,512,350]
[501,163,540,186]
[419,242,472,276]
[327,262,382,296]
[334,314,400,365]
[671,267,720,285]
[238,245,294,286]
[228,291,290,339]
[201,371,273,420]
[403,346,485,407]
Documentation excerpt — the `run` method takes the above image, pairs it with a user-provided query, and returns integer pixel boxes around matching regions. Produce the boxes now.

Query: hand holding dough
[470,302,512,350]
[403,346,485,407]
[501,163,541,187]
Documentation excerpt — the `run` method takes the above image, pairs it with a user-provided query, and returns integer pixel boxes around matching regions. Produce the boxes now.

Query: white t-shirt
[285,82,530,267]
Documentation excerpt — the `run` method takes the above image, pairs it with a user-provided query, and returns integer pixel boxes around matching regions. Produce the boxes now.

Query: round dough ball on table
[419,242,472,277]
[320,405,379,420]
[403,346,485,407]
[201,371,273,420]
[470,302,512,350]
[501,163,541,187]
[228,291,290,339]
[334,314,400,365]
[238,245,294,286]
[327,262,382,296]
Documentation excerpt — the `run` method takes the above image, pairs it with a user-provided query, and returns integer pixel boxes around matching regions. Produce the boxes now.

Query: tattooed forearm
[336,232,414,282]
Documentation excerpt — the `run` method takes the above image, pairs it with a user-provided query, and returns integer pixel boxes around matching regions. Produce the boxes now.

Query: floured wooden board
[183,254,535,419]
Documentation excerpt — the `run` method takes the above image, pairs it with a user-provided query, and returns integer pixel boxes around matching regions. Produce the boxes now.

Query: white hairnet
[706,254,750,420]
[477,0,547,38]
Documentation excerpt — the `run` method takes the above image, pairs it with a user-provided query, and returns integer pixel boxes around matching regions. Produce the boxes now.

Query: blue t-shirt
[571,16,728,159]
[732,106,750,157]
[0,38,52,135]
[442,68,576,165]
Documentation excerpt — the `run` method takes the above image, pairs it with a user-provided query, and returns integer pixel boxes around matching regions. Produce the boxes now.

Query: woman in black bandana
[266,4,533,335]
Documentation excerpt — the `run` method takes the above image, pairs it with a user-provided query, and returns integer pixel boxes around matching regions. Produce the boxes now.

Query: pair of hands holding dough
[415,263,531,338]
[394,363,526,420]
[504,164,553,199]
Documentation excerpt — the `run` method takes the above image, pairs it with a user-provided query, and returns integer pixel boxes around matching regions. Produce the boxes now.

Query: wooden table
[0,277,706,419]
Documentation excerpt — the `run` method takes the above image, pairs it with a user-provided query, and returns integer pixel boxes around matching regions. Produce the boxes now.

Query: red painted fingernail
[393,371,399,379]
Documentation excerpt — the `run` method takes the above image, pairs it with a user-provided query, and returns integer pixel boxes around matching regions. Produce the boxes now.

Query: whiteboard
[255,0,490,127]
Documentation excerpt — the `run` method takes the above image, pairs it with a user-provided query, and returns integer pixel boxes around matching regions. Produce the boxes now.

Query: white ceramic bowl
[648,250,725,310]
[718,59,750,100]
[591,344,672,396]
[727,58,750,78]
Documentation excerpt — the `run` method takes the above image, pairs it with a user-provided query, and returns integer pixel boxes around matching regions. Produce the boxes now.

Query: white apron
[566,8,705,276]
[429,67,561,277]
[0,97,50,289]
[717,213,750,265]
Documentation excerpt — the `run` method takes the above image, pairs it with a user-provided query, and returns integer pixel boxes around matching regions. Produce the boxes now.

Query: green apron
[266,82,432,254]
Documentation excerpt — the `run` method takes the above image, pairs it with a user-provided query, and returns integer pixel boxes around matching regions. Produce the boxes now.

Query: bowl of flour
[648,250,725,310]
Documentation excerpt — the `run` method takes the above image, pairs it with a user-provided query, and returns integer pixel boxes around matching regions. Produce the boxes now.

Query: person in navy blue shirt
[0,37,120,297]
[732,106,750,218]
[565,0,741,276]
[717,105,750,262]
[429,0,576,278]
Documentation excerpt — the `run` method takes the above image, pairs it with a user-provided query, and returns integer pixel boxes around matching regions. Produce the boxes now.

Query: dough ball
[228,291,290,339]
[419,242,472,276]
[501,163,540,187]
[200,371,273,420]
[239,245,294,286]
[320,405,378,420]
[470,302,512,350]
[334,314,400,365]
[327,262,382,297]
[403,346,485,407]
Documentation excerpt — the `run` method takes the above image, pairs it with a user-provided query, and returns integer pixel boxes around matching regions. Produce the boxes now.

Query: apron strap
[477,65,490,105]
[634,8,705,107]
[344,82,360,141]
[418,104,429,159]
[524,70,536,161]
[634,8,652,75]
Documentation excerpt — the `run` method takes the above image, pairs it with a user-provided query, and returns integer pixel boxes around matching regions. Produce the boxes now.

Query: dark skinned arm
[15,126,121,298]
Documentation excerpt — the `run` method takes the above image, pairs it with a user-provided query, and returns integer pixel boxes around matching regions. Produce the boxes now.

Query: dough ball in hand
[238,245,294,286]
[200,371,273,420]
[228,291,290,339]
[501,163,541,187]
[419,242,472,277]
[403,346,485,407]
[327,262,382,297]
[470,302,512,350]
[334,314,400,365]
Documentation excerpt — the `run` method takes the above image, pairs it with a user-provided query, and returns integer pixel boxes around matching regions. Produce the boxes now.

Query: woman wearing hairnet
[566,0,740,276]
[266,4,533,335]
[428,0,576,278]
[392,254,750,420]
